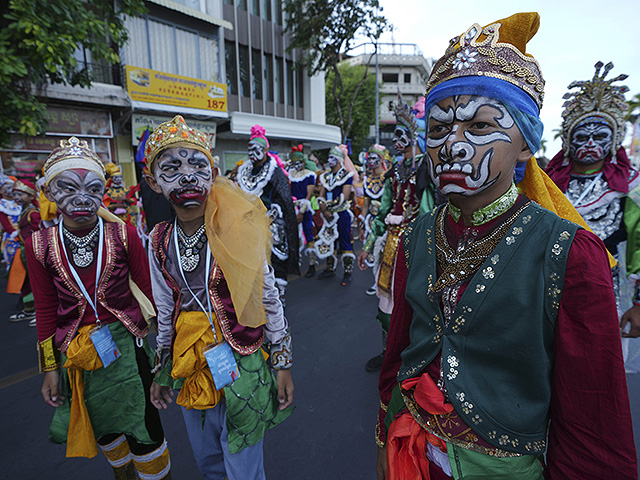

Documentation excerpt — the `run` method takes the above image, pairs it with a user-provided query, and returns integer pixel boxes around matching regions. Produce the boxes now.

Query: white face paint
[426,95,525,197]
[248,141,266,164]
[111,174,124,188]
[48,169,105,226]
[153,147,213,208]
[326,154,341,168]
[366,152,382,170]
[569,119,613,165]
[392,127,411,154]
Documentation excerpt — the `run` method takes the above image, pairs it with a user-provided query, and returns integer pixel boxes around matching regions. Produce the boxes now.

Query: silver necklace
[176,223,207,272]
[62,222,100,268]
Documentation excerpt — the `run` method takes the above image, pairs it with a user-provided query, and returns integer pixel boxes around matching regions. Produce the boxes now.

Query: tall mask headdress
[560,62,629,157]
[394,92,419,143]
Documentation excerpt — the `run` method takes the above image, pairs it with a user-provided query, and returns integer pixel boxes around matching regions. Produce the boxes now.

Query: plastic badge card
[203,341,240,389]
[90,325,121,368]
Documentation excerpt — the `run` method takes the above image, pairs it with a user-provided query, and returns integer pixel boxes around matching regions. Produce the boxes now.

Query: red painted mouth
[169,186,207,206]
[438,173,480,191]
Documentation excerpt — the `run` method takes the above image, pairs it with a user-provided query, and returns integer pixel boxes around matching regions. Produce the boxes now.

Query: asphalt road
[2,254,640,479]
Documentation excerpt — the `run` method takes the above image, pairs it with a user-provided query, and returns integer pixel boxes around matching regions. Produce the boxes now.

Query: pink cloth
[546,148,631,193]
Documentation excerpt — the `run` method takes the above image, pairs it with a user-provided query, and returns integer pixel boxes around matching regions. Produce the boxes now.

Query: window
[264,53,273,101]
[122,17,220,81]
[250,0,259,16]
[261,0,272,21]
[172,0,202,10]
[252,48,263,100]
[404,73,411,83]
[286,60,294,106]
[238,0,247,10]
[275,56,284,103]
[223,0,232,4]
[382,73,398,83]
[297,65,303,108]
[274,0,282,25]
[225,40,238,95]
[238,45,250,97]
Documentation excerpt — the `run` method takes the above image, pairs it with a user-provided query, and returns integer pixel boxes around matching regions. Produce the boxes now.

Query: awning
[130,100,228,120]
[230,112,341,149]
[146,0,233,30]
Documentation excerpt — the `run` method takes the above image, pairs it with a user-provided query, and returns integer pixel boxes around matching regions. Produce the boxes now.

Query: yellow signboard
[125,65,227,113]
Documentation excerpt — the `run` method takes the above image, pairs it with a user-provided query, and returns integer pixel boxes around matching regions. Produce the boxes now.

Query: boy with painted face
[357,96,435,372]
[545,64,640,359]
[24,137,171,479]
[286,145,318,277]
[7,180,40,324]
[236,125,299,304]
[313,144,356,285]
[375,13,636,480]
[144,116,294,480]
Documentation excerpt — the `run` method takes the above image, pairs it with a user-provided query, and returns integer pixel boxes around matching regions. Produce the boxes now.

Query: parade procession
[2,1,640,479]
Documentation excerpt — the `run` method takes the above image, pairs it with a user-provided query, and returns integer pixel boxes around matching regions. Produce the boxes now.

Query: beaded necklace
[62,222,100,268]
[448,182,519,226]
[176,223,207,272]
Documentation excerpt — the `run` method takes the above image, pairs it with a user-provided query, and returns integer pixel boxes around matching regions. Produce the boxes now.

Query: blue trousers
[181,402,266,480]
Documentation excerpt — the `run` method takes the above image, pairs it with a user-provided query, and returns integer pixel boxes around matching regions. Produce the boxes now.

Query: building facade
[0,0,340,184]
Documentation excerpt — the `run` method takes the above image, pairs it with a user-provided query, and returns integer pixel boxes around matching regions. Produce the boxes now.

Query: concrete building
[0,0,340,185]
[343,43,431,152]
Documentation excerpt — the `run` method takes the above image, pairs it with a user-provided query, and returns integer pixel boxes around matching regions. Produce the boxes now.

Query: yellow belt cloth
[172,311,225,410]
[63,324,103,458]
[519,156,616,268]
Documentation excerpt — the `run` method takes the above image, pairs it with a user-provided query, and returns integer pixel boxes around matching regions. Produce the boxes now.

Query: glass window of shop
[261,0,272,21]
[0,107,114,182]
[226,40,238,95]
[249,0,259,16]
[238,45,250,97]
[264,53,274,102]
[252,48,263,100]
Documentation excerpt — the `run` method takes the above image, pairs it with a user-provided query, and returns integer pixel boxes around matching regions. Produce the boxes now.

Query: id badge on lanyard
[59,219,121,368]
[173,220,239,389]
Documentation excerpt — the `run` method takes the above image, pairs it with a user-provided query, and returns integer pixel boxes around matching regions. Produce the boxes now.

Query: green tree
[325,63,377,155]
[0,0,146,148]
[283,0,388,144]
[626,93,640,124]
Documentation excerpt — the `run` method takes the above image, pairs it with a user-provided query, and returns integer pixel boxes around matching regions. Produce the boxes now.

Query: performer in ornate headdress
[7,179,40,325]
[287,145,319,277]
[314,144,357,285]
[24,137,171,479]
[104,162,138,226]
[144,115,293,480]
[0,174,21,270]
[546,63,640,364]
[376,13,636,479]
[235,124,299,304]
[357,95,435,372]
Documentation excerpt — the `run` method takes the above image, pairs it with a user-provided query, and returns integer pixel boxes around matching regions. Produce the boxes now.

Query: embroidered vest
[151,220,264,355]
[31,222,148,352]
[400,203,579,455]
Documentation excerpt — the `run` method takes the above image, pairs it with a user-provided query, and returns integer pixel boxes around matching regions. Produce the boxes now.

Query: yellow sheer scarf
[204,177,271,328]
[519,157,616,268]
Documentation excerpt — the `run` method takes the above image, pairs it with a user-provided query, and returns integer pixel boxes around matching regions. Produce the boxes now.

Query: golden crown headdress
[425,12,545,110]
[44,137,106,184]
[145,115,213,169]
[561,61,629,156]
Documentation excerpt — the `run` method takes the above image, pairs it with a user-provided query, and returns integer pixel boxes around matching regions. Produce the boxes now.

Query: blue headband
[424,76,544,159]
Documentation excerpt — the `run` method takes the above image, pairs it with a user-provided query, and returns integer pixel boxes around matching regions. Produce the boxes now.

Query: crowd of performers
[4,10,640,480]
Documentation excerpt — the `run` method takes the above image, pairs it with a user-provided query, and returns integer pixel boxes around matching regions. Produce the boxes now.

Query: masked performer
[287,145,319,278]
[375,13,637,480]
[545,63,640,370]
[25,137,171,480]
[358,144,389,295]
[104,163,137,225]
[235,125,299,304]
[313,144,357,286]
[0,175,21,270]
[144,116,293,480]
[7,180,40,325]
[357,97,435,372]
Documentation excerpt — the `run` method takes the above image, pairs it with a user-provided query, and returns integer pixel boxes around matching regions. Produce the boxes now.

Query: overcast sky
[376,0,640,156]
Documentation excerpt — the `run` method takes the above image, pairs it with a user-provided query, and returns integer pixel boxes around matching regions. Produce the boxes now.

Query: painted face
[326,154,341,168]
[366,152,382,170]
[153,147,213,208]
[48,169,105,224]
[248,141,266,164]
[569,120,613,164]
[392,127,412,153]
[289,160,304,172]
[0,184,14,200]
[13,190,33,207]
[111,174,124,188]
[426,95,526,197]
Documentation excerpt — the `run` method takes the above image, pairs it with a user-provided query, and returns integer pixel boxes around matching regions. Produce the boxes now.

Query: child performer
[25,137,171,480]
[144,115,294,480]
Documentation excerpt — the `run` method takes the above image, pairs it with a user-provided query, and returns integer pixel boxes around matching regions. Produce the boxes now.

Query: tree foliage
[0,0,146,148]
[283,0,388,144]
[627,93,640,124]
[325,63,377,156]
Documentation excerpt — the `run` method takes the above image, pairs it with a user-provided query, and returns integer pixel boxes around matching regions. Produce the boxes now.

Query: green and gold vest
[400,202,579,455]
